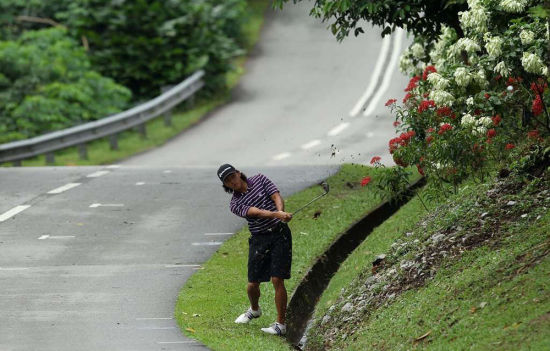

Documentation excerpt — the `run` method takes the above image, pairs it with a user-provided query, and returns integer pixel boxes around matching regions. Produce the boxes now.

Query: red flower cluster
[507,77,523,85]
[370,156,381,165]
[505,143,515,150]
[492,114,502,126]
[388,131,416,153]
[530,79,548,94]
[385,98,397,107]
[403,93,414,103]
[360,176,372,187]
[418,100,436,113]
[422,65,437,80]
[532,94,544,116]
[527,130,540,139]
[405,75,421,92]
[438,123,453,135]
[487,129,497,139]
[393,121,401,127]
[426,135,434,144]
[416,164,425,176]
[484,93,490,100]
[436,106,455,119]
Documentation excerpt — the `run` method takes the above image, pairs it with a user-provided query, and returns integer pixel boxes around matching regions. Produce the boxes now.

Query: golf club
[292,181,330,215]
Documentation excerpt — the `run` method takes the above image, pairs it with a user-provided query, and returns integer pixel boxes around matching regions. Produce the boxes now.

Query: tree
[273,0,468,42]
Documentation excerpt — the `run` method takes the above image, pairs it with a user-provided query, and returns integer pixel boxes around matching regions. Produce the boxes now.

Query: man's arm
[271,191,284,212]
[247,207,292,222]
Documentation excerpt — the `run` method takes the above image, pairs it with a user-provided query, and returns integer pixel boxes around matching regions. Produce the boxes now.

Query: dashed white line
[136,182,146,186]
[272,152,291,161]
[0,267,29,271]
[327,122,350,136]
[0,205,31,222]
[192,242,222,246]
[363,28,404,117]
[163,170,172,174]
[105,165,121,169]
[349,34,392,117]
[47,183,81,194]
[301,139,321,150]
[89,203,124,208]
[87,170,110,178]
[38,235,75,240]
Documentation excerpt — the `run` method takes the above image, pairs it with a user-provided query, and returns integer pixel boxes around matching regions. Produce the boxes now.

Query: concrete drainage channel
[285,177,427,349]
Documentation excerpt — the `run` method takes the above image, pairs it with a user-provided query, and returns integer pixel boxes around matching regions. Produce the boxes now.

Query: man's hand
[274,211,292,222]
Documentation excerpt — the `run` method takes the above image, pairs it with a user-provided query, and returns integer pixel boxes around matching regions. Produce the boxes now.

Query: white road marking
[87,170,110,178]
[301,139,321,150]
[89,203,124,208]
[164,264,201,268]
[47,183,81,194]
[272,152,291,161]
[38,235,75,240]
[0,267,29,271]
[204,233,233,236]
[163,170,172,174]
[105,165,121,169]
[192,242,222,246]
[327,122,350,136]
[349,34,392,117]
[0,205,31,222]
[363,28,404,117]
[136,182,145,186]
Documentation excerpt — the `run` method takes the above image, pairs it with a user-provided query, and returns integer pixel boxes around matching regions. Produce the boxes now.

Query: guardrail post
[163,110,172,127]
[45,152,55,165]
[137,123,147,138]
[109,134,119,150]
[78,143,88,160]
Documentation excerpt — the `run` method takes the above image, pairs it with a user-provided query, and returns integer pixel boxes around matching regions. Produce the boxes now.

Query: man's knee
[248,282,260,290]
[271,277,285,287]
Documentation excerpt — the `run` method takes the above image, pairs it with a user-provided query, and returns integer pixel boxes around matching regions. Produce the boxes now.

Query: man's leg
[271,277,287,324]
[247,282,261,311]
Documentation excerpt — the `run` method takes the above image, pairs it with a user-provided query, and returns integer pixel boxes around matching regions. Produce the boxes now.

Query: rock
[521,214,528,218]
[406,232,414,237]
[481,212,489,218]
[431,233,445,243]
[322,315,331,325]
[507,200,517,206]
[479,301,487,308]
[341,303,354,313]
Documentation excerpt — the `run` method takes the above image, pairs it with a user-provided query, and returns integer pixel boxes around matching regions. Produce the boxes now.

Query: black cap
[217,164,237,182]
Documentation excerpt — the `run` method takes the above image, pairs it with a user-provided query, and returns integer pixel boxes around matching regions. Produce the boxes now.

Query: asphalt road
[1,1,411,350]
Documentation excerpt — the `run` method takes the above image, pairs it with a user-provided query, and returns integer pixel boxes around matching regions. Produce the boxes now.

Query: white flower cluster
[521,52,547,75]
[399,53,416,75]
[456,38,481,54]
[410,43,425,59]
[427,72,450,90]
[466,96,475,105]
[461,114,492,135]
[474,69,488,88]
[454,67,472,87]
[484,36,503,59]
[499,0,528,13]
[429,90,455,106]
[459,0,489,34]
[520,30,535,45]
[494,61,511,77]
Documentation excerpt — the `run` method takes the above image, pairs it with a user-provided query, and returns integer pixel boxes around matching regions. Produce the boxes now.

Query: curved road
[0,2,410,351]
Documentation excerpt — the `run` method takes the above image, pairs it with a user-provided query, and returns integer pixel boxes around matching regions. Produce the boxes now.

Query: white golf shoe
[261,322,286,336]
[234,307,262,323]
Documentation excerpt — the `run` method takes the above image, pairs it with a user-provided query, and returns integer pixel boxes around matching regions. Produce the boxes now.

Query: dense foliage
[274,0,468,41]
[372,0,550,197]
[0,28,131,143]
[0,0,248,98]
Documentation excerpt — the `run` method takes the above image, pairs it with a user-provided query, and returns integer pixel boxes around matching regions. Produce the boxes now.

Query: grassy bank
[7,0,270,167]
[306,167,550,350]
[174,164,421,351]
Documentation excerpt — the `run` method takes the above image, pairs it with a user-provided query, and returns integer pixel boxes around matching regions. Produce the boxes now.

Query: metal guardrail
[0,70,205,166]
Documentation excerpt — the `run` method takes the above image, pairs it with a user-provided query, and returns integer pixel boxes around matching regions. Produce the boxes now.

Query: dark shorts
[248,222,292,283]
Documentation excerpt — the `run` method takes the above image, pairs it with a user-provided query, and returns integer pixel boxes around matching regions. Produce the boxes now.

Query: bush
[374,0,549,196]
[0,27,131,142]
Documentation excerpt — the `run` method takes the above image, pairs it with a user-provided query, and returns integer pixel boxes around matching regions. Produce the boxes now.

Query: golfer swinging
[218,164,293,336]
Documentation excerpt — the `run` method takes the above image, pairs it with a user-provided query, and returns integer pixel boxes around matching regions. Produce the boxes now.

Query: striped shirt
[230,174,280,235]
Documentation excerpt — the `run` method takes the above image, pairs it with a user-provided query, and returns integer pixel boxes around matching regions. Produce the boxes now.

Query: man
[217,163,293,336]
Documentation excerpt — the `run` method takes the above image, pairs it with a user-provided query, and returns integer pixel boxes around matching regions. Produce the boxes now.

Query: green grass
[306,171,550,350]
[6,0,271,167]
[174,164,421,351]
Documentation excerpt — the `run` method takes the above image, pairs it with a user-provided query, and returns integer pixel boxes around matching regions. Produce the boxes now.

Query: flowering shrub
[377,0,549,195]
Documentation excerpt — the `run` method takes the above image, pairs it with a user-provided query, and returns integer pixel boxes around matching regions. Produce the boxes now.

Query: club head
[320,181,330,194]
